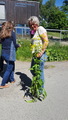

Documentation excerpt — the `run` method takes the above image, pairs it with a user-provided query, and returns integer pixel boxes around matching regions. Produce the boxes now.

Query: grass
[16,38,68,62]
[48,31,60,38]
[48,31,68,40]
[16,38,32,61]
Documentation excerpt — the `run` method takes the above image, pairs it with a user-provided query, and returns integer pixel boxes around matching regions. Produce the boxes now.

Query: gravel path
[0,60,68,120]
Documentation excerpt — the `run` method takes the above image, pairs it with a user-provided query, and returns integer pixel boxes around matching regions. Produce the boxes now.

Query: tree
[63,0,68,5]
[45,0,56,8]
[39,0,68,29]
[61,0,68,13]
[47,7,68,29]
[40,0,56,21]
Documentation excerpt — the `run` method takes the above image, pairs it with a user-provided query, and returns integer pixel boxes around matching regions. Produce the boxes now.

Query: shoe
[0,84,10,89]
[11,80,15,84]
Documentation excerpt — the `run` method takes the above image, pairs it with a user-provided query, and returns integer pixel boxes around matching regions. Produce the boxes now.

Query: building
[0,0,39,25]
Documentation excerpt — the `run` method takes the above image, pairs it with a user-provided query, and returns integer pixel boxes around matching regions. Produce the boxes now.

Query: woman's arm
[41,32,49,51]
[37,32,49,57]
[12,31,20,49]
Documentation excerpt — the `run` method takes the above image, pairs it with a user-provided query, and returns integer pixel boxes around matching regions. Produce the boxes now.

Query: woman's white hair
[28,16,39,26]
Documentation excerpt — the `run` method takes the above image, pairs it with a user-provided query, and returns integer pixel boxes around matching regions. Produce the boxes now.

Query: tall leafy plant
[29,44,47,102]
[30,55,47,101]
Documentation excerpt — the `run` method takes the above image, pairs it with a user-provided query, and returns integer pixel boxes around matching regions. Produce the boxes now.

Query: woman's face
[29,22,38,31]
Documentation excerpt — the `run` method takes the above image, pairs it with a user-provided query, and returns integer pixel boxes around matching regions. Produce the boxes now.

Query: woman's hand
[19,44,21,47]
[37,50,44,58]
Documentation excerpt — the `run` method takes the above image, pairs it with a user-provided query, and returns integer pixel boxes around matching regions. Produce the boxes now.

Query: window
[0,5,5,20]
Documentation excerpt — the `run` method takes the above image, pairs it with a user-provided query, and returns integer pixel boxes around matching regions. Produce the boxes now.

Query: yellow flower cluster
[30,42,42,54]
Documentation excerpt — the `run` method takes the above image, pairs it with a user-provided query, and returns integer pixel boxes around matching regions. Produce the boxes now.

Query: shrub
[47,43,68,61]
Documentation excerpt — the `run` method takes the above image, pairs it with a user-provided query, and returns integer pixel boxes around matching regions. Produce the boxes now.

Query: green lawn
[48,31,60,38]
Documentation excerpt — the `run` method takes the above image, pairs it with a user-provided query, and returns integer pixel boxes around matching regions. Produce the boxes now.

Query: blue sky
[42,0,64,7]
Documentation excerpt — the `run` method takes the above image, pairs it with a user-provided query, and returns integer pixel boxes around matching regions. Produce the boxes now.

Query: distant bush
[47,42,68,61]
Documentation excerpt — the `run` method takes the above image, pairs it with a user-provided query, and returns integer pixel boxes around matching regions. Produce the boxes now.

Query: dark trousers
[0,56,4,71]
[1,61,15,86]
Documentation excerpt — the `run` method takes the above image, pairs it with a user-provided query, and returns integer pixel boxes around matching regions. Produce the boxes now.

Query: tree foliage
[40,0,68,29]
[61,0,68,13]
[47,7,68,29]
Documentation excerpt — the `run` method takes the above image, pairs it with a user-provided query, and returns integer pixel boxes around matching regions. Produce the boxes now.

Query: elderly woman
[28,16,49,89]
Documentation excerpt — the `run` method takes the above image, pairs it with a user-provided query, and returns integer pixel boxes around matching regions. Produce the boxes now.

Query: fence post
[60,30,62,41]
[24,24,26,35]
[22,27,23,38]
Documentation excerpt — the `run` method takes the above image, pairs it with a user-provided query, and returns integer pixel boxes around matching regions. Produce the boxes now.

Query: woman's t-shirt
[31,26,47,53]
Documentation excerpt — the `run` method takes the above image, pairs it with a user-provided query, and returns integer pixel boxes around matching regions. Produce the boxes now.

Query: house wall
[0,0,39,25]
